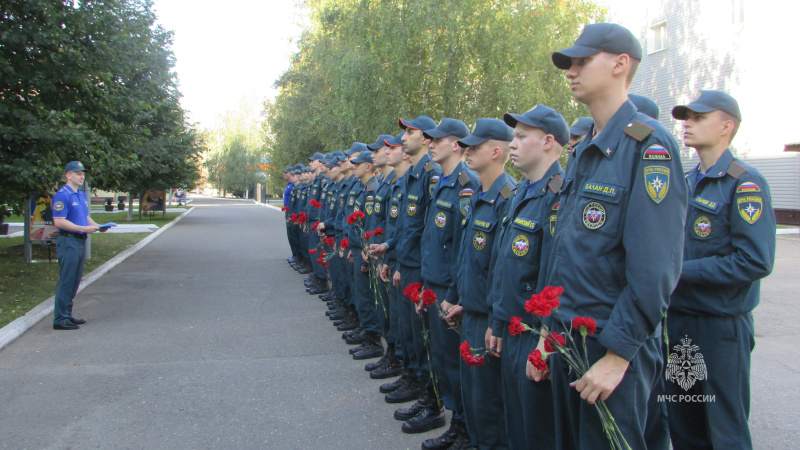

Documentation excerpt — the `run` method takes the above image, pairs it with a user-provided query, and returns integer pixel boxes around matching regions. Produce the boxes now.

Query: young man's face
[386,145,404,167]
[309,159,320,171]
[509,124,547,174]
[372,146,389,168]
[283,172,291,182]
[568,134,585,151]
[565,52,617,104]
[681,110,729,149]
[354,162,372,179]
[328,165,340,179]
[428,136,456,164]
[402,128,426,156]
[465,141,494,173]
[66,170,85,187]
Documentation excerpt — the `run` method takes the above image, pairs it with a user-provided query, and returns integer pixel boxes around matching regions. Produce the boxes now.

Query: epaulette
[458,171,470,186]
[726,161,748,179]
[547,174,563,194]
[500,185,512,200]
[424,162,434,173]
[624,121,654,142]
[367,181,374,192]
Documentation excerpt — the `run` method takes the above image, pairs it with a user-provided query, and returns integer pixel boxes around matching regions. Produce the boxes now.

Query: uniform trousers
[460,311,508,449]
[352,248,381,333]
[666,311,754,450]
[398,264,430,384]
[288,221,301,257]
[425,283,465,422]
[53,235,86,325]
[499,323,554,450]
[551,330,661,450]
[388,262,404,361]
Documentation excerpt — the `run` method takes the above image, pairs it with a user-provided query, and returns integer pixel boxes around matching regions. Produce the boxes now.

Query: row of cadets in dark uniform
[415,118,478,446]
[283,164,302,268]
[362,135,406,379]
[303,152,330,295]
[286,165,313,274]
[320,151,350,309]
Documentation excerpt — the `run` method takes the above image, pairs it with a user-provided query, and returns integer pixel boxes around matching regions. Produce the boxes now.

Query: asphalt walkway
[0,196,439,449]
[0,196,798,448]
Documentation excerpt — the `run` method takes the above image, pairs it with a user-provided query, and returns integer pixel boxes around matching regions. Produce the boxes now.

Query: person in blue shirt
[531,23,688,448]
[484,105,569,449]
[445,118,516,449]
[51,161,107,330]
[666,91,775,450]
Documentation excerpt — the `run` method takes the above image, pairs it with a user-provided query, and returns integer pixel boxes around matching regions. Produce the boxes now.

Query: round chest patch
[348,197,354,206]
[354,206,360,212]
[54,201,65,212]
[375,202,381,213]
[473,231,487,251]
[583,202,606,230]
[512,235,529,256]
[407,202,417,216]
[435,212,447,228]
[390,205,399,218]
[694,216,711,237]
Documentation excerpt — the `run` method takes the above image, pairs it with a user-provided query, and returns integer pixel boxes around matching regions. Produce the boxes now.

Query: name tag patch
[583,182,619,198]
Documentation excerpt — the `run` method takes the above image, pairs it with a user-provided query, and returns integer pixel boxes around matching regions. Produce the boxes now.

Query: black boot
[447,431,476,450]
[345,329,366,345]
[421,419,466,449]
[365,344,393,371]
[385,374,423,403]
[401,389,445,434]
[370,352,403,379]
[308,279,328,295]
[353,332,383,360]
[394,390,429,421]
[380,370,410,394]
[342,327,362,340]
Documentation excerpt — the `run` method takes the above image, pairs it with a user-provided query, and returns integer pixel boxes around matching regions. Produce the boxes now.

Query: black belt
[60,231,87,240]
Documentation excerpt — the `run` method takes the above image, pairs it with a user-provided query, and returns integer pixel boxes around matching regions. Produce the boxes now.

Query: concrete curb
[0,207,196,352]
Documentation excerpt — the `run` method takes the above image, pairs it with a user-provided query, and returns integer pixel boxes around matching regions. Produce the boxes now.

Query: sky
[151,0,305,130]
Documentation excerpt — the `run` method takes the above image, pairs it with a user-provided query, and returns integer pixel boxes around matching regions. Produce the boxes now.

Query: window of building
[732,0,745,23]
[648,23,667,54]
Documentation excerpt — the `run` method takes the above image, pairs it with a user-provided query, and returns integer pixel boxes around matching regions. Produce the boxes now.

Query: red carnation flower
[347,211,365,225]
[290,213,298,223]
[373,228,384,236]
[540,285,564,301]
[572,317,597,336]
[364,231,372,241]
[524,293,559,317]
[310,199,322,208]
[309,249,317,255]
[459,341,485,367]
[281,206,289,212]
[528,349,549,371]
[340,238,349,249]
[421,289,437,306]
[311,221,320,231]
[508,316,527,336]
[544,332,566,353]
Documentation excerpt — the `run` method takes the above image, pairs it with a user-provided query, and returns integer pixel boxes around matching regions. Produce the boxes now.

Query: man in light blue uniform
[51,161,106,330]
[667,91,775,450]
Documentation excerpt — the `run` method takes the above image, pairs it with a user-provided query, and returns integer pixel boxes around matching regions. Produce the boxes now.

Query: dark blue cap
[303,166,312,172]
[308,152,325,161]
[399,115,437,131]
[629,94,660,119]
[283,166,294,173]
[344,142,368,155]
[503,105,570,146]
[569,117,594,136]
[351,152,374,164]
[423,118,470,140]
[552,23,642,70]
[672,90,741,121]
[65,161,87,172]
[385,132,405,147]
[458,119,513,148]
[329,151,346,162]
[367,135,394,151]
[325,159,340,168]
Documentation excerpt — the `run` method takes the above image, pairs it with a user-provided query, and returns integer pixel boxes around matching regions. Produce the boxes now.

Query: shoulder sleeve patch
[736,181,761,193]
[424,162,434,173]
[727,161,748,179]
[458,171,470,186]
[547,174,563,194]
[624,121,654,142]
[642,144,672,161]
[500,185,512,200]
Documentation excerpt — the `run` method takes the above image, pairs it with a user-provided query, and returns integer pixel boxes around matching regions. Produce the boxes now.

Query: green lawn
[0,210,186,328]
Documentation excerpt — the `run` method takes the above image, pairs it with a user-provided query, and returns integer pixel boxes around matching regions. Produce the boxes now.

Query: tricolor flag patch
[736,182,761,193]
[642,145,672,161]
